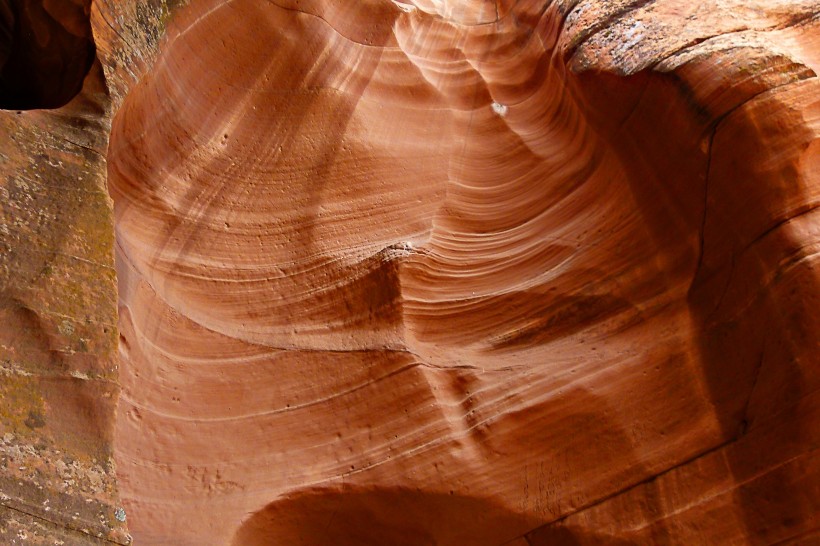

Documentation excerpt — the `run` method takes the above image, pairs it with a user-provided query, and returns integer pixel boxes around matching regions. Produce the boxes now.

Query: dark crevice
[738,347,766,436]
[742,203,820,255]
[60,135,106,158]
[0,0,95,110]
[703,252,734,324]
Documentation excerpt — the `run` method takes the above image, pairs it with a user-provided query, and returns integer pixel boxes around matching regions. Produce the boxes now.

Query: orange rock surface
[3,0,820,544]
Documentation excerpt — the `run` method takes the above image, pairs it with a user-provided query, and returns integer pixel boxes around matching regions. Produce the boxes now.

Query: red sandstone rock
[2,0,819,544]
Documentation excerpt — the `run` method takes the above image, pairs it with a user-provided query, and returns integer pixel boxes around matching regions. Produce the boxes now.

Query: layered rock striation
[108,1,820,544]
[2,0,819,544]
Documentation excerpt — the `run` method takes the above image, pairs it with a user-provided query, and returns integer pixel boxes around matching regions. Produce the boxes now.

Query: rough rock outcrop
[3,0,820,545]
[0,0,170,543]
[0,49,126,546]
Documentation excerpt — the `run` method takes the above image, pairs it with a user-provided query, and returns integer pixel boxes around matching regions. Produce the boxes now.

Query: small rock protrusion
[393,1,417,12]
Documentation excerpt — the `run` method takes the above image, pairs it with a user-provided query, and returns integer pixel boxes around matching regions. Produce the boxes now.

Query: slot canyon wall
[1,0,819,544]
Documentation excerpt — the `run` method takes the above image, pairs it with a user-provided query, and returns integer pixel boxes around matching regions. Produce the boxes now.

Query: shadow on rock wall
[0,0,95,109]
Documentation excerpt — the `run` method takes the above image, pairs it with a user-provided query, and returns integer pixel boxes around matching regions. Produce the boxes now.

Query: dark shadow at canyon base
[232,383,674,546]
[232,486,531,546]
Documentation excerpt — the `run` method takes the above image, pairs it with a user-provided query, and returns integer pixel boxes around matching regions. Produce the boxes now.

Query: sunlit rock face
[103,0,819,544]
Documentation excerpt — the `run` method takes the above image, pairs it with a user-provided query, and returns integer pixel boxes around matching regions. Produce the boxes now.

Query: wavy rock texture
[93,0,820,544]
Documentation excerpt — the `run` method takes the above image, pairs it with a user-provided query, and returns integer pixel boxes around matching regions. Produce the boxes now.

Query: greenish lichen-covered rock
[0,0,187,542]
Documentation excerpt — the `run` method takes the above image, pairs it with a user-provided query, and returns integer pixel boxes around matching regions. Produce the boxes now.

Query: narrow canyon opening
[0,0,95,110]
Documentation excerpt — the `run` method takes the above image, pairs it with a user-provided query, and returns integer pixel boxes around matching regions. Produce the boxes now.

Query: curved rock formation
[1,0,818,544]
[106,1,820,544]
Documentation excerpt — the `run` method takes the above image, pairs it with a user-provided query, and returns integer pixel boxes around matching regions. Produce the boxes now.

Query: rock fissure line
[738,348,766,436]
[696,126,714,284]
[0,500,128,546]
[521,434,743,540]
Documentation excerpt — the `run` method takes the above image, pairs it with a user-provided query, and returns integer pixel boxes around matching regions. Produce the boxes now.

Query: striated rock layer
[6,0,818,544]
[106,1,820,544]
[108,0,820,544]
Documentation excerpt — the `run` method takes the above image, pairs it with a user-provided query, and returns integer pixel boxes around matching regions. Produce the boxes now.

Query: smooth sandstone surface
[108,0,820,544]
[2,0,819,544]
